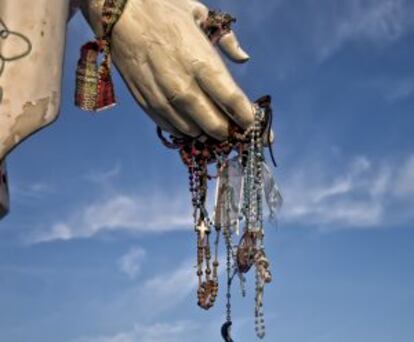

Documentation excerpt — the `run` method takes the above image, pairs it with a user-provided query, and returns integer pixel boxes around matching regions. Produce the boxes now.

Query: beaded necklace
[159,96,282,340]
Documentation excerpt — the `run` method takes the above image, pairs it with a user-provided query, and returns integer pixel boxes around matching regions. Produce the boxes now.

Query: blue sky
[1,0,414,341]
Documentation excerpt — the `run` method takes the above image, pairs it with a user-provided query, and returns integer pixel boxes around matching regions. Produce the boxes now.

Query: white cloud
[360,76,414,103]
[74,321,200,342]
[84,164,122,184]
[242,0,412,67]
[92,258,199,329]
[135,259,198,315]
[314,0,408,61]
[211,0,414,80]
[70,254,246,342]
[281,154,414,229]
[26,152,414,243]
[28,193,193,243]
[393,155,414,197]
[386,78,414,102]
[118,247,146,279]
[11,181,55,200]
[73,315,251,342]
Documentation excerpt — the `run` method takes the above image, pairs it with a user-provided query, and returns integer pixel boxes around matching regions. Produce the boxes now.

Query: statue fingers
[146,48,230,139]
[190,1,209,26]
[194,60,254,130]
[124,62,202,138]
[167,83,230,141]
[145,107,185,138]
[218,30,250,63]
[142,90,202,138]
[134,89,184,137]
[150,98,201,138]
[198,8,250,63]
[148,60,229,140]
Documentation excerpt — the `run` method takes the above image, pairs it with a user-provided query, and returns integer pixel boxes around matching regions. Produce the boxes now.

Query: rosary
[158,95,282,340]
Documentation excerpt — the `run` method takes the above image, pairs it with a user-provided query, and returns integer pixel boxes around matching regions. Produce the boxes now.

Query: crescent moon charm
[221,321,234,342]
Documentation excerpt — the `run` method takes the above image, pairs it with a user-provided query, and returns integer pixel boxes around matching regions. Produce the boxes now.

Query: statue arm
[0,0,70,161]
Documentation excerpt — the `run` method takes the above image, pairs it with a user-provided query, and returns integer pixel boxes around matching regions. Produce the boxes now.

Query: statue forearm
[0,0,70,160]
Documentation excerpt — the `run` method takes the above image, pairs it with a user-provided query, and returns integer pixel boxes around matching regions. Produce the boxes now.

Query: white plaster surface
[0,0,255,218]
[0,0,69,160]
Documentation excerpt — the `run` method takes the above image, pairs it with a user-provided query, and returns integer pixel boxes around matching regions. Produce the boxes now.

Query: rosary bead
[161,100,276,338]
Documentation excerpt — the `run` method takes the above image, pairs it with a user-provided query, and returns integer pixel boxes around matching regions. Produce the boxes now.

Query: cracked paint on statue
[0,0,68,160]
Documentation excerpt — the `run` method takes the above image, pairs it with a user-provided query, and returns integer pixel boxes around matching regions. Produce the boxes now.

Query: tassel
[75,40,116,112]
[95,53,116,111]
[75,42,100,111]
[74,0,128,112]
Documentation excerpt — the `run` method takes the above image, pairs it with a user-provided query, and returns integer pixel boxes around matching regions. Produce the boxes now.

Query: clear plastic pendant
[214,157,244,235]
[227,157,244,234]
[262,161,283,220]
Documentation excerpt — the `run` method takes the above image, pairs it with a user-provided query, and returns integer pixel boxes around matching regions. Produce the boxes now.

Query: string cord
[266,106,278,167]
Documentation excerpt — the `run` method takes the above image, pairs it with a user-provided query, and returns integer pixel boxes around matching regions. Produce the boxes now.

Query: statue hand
[81,0,254,140]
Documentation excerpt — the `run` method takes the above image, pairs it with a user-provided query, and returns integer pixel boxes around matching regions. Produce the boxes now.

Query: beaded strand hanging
[158,96,282,340]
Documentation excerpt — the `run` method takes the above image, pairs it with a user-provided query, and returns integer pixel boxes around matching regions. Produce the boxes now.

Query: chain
[158,97,276,341]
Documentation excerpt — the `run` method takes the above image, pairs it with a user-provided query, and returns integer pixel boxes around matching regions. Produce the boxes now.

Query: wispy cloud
[359,76,414,103]
[11,181,55,201]
[97,258,199,326]
[281,154,414,229]
[73,259,200,342]
[136,259,198,315]
[386,78,414,102]
[314,0,408,61]
[73,315,252,342]
[75,314,252,342]
[84,164,122,184]
[26,152,414,243]
[74,321,200,342]
[27,192,192,243]
[393,155,414,198]
[118,247,146,279]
